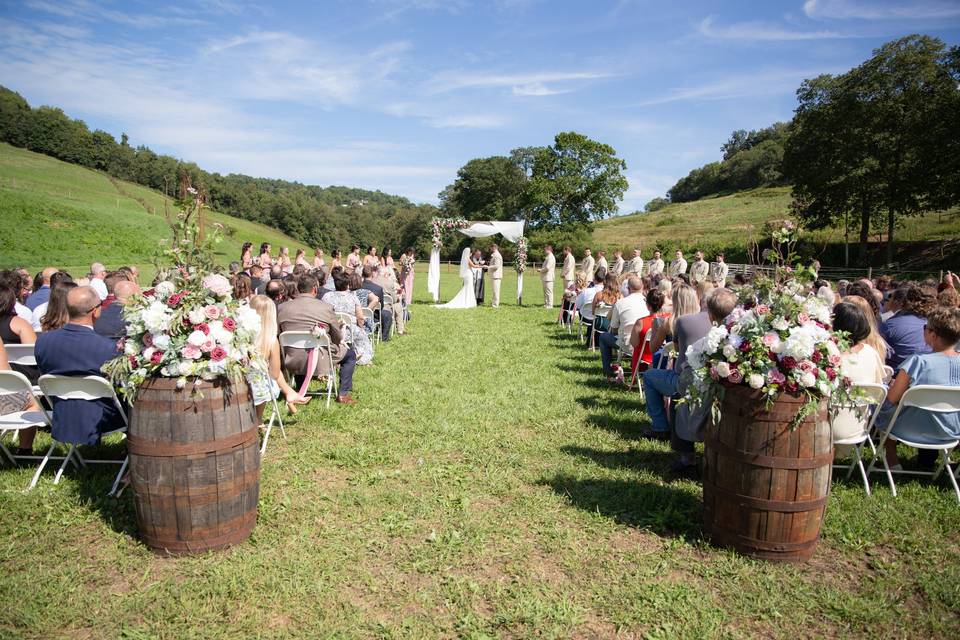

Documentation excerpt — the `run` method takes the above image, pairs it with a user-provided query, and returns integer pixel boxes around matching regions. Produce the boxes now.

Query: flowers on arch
[431,217,469,249]
[514,237,528,273]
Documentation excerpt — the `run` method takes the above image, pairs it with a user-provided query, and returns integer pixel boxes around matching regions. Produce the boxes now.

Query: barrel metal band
[711,529,821,553]
[705,480,830,512]
[142,511,257,554]
[128,428,257,457]
[707,438,834,470]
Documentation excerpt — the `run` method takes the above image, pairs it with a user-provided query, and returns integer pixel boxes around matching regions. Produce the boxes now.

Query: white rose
[142,347,155,361]
[716,362,732,378]
[818,380,833,396]
[800,371,817,387]
[151,333,170,350]
[236,304,262,334]
[154,281,175,298]
[748,373,765,389]
[188,307,207,325]
[722,344,739,360]
[187,330,207,346]
[772,316,790,331]
[124,340,139,356]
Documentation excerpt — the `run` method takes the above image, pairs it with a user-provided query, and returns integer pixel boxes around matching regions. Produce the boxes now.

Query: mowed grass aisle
[1,273,959,638]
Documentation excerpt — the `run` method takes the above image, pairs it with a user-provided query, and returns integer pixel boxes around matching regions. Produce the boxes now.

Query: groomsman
[596,250,608,276]
[561,246,576,288]
[669,250,688,278]
[540,245,556,308]
[689,250,709,283]
[488,244,504,308]
[611,250,625,277]
[627,249,644,274]
[582,249,596,282]
[646,250,664,277]
[711,253,729,285]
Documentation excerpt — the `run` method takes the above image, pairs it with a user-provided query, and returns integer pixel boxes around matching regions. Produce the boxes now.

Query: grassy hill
[0,143,304,277]
[593,187,960,270]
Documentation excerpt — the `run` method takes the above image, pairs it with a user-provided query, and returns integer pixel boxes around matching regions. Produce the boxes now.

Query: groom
[488,244,503,308]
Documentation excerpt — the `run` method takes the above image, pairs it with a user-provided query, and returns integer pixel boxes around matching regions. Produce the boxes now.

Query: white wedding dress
[436,248,477,309]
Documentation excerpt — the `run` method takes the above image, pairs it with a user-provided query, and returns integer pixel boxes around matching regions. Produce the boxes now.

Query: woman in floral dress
[321,271,374,365]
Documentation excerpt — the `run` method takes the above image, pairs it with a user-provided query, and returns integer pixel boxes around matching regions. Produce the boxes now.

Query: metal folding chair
[335,312,356,346]
[830,382,887,495]
[278,330,338,408]
[362,307,380,344]
[0,370,60,488]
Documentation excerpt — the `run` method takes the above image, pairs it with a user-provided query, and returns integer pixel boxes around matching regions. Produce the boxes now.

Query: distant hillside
[592,187,960,270]
[0,143,304,276]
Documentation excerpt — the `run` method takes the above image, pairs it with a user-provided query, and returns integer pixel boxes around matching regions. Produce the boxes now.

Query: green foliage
[644,196,670,212]
[440,156,526,221]
[0,85,438,253]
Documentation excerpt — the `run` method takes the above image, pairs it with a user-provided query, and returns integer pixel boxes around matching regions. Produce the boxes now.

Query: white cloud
[630,67,841,107]
[426,114,510,129]
[696,16,850,41]
[511,82,569,96]
[803,0,960,20]
[24,0,208,29]
[427,70,612,94]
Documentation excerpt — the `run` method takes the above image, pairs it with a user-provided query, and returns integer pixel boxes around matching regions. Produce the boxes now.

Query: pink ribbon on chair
[298,348,318,397]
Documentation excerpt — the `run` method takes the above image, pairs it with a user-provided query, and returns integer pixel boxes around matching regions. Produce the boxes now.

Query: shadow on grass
[539,473,702,539]
[562,444,674,476]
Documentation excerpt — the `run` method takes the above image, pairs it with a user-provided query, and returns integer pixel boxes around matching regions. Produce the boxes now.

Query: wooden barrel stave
[703,384,831,562]
[129,377,259,556]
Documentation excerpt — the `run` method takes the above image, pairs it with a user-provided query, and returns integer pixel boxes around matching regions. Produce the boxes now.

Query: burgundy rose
[167,293,183,307]
[811,350,822,363]
[739,340,752,353]
[785,380,799,393]
[210,347,227,362]
[222,317,237,332]
[728,367,744,384]
[196,322,210,335]
[128,356,138,368]
[143,288,155,297]
[781,356,798,370]
[142,333,153,347]
[150,350,164,364]
[825,367,837,381]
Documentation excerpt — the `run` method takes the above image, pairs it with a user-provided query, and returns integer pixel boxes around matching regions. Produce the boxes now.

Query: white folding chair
[362,307,380,344]
[590,305,612,351]
[37,374,129,496]
[629,330,653,395]
[0,370,59,483]
[659,341,676,370]
[866,385,960,503]
[260,393,286,456]
[279,330,337,408]
[381,293,398,339]
[830,382,887,495]
[4,344,40,394]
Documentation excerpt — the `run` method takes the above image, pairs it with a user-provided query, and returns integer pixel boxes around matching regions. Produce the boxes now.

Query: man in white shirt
[627,249,644,274]
[574,273,603,347]
[610,250,625,277]
[595,250,608,276]
[711,253,729,285]
[689,251,709,283]
[646,251,664,277]
[89,262,108,300]
[669,250,687,278]
[597,276,649,377]
[582,249,596,282]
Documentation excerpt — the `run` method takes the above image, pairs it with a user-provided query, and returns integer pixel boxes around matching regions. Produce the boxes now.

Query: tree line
[0,85,437,255]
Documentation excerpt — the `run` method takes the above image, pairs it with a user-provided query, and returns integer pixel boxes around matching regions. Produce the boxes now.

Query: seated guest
[323,272,374,365]
[831,301,886,455]
[101,271,128,309]
[629,289,668,376]
[0,270,32,322]
[247,295,309,425]
[95,279,139,340]
[232,273,253,302]
[361,266,393,341]
[641,283,702,440]
[277,275,358,405]
[40,281,76,333]
[598,276,648,379]
[25,267,57,311]
[349,272,378,333]
[89,262,109,300]
[264,279,285,305]
[0,339,43,456]
[845,281,881,323]
[881,284,933,370]
[648,282,699,365]
[575,273,604,347]
[35,286,123,445]
[881,285,904,322]
[842,295,888,365]
[248,264,267,295]
[31,271,73,330]
[282,275,299,301]
[561,271,587,326]
[0,283,39,382]
[591,273,622,332]
[877,307,960,469]
[228,261,242,276]
[374,266,404,337]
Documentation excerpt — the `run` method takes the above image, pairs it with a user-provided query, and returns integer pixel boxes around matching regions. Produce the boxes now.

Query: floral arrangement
[514,237,527,273]
[399,253,416,273]
[103,190,261,400]
[683,218,850,426]
[431,217,469,249]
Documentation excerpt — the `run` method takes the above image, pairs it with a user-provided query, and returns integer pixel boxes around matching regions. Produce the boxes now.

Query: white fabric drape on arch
[426,220,525,303]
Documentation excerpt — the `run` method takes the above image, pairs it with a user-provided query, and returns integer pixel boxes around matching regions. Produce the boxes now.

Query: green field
[592,188,960,270]
[1,270,959,638]
[0,143,305,277]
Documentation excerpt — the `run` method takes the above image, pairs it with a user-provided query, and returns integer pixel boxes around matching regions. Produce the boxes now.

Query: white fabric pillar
[517,272,523,302]
[427,248,440,302]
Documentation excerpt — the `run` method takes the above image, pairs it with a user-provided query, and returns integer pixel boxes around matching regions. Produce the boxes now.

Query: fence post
[867,267,872,280]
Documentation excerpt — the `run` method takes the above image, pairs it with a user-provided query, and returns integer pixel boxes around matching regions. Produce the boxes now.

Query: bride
[436,247,477,309]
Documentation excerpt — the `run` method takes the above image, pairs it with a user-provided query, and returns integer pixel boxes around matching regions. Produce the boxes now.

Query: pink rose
[728,368,744,384]
[142,332,153,347]
[798,313,810,324]
[150,350,164,365]
[222,317,237,332]
[798,360,816,373]
[761,332,779,348]
[828,354,841,367]
[210,347,227,362]
[811,350,822,363]
[128,356,138,368]
[767,369,786,384]
[195,322,210,335]
[756,304,770,315]
[181,344,201,360]
[203,305,220,320]
[709,366,719,380]
[201,339,215,353]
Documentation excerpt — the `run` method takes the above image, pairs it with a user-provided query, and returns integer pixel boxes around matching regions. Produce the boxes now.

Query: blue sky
[1,0,958,212]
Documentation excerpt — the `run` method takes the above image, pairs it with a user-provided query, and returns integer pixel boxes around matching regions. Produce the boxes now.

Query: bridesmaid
[362,246,379,269]
[329,248,343,270]
[313,248,325,269]
[346,245,362,273]
[400,247,415,306]
[294,248,311,269]
[240,242,253,269]
[381,247,394,270]
[258,242,272,268]
[278,247,292,273]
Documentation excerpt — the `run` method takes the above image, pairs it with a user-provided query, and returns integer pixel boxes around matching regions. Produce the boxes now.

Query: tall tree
[525,132,628,228]
[443,156,527,220]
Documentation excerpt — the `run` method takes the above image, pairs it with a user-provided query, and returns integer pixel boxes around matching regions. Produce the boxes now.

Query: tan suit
[488,250,503,307]
[540,252,556,308]
[646,258,664,277]
[689,259,709,283]
[277,296,347,378]
[611,256,624,277]
[596,256,608,275]
[627,256,644,274]
[712,261,729,285]
[582,255,596,281]
[669,258,688,278]
[561,253,576,285]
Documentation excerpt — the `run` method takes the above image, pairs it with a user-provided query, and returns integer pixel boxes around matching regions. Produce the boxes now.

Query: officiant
[469,249,486,304]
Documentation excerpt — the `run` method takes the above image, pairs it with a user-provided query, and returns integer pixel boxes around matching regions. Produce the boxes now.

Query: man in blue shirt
[25,267,57,311]
[880,284,932,370]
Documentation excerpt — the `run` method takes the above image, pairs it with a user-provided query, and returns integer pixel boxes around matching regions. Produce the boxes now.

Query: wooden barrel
[702,384,832,562]
[128,377,260,556]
